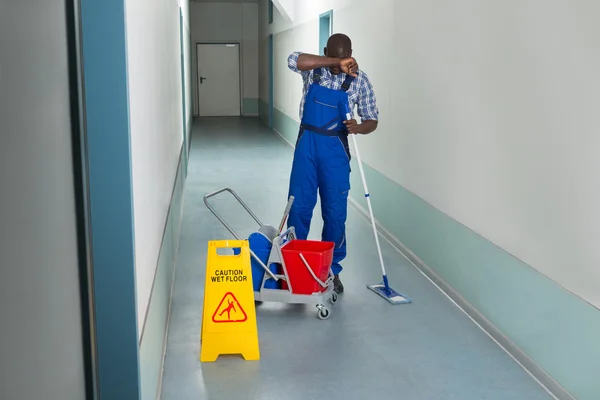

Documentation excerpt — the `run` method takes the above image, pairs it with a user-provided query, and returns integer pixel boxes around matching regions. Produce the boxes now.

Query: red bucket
[280,240,334,295]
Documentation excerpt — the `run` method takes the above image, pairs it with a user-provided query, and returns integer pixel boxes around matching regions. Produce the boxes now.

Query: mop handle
[278,195,295,233]
[347,113,387,278]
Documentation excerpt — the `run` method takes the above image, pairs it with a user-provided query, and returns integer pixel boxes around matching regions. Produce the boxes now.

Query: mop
[345,107,412,305]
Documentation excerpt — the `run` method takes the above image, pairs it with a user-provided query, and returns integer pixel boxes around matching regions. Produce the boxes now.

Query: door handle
[200,76,207,84]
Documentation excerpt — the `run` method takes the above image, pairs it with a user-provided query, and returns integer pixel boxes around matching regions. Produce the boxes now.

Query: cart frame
[203,187,338,319]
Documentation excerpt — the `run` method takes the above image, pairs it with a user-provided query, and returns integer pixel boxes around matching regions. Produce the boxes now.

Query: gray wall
[190,1,259,116]
[0,1,88,399]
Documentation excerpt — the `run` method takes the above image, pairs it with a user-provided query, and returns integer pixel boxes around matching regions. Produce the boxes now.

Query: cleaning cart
[203,187,338,320]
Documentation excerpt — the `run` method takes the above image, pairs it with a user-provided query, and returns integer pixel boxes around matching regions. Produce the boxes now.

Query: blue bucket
[248,231,280,291]
[233,229,281,292]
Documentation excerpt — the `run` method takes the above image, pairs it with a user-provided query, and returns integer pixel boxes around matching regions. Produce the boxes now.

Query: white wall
[261,0,600,309]
[183,2,193,140]
[125,0,192,333]
[190,1,259,116]
[0,1,87,398]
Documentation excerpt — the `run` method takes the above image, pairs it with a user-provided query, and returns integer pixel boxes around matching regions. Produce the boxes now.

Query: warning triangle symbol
[212,292,247,323]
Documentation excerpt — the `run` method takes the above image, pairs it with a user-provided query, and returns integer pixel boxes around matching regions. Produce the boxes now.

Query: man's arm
[344,118,378,135]
[288,52,358,76]
[344,72,379,135]
[352,120,378,134]
[295,53,342,70]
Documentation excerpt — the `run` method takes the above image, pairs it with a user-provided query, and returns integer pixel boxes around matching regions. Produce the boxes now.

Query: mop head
[367,283,412,305]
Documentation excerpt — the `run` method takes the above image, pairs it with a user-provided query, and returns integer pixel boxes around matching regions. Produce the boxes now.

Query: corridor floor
[160,117,552,400]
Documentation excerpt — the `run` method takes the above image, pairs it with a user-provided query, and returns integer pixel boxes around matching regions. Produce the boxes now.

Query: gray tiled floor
[160,117,552,400]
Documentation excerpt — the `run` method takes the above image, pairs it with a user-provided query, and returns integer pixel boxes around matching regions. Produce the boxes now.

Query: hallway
[160,117,552,400]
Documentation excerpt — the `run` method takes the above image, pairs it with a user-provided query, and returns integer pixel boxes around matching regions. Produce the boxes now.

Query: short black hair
[326,33,352,58]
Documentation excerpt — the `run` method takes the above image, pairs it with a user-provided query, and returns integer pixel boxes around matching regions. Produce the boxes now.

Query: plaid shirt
[287,51,379,122]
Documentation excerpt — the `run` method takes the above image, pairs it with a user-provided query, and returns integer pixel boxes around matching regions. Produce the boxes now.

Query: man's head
[324,33,352,75]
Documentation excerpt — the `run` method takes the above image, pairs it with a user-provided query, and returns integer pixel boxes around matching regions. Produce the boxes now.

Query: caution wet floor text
[200,240,260,362]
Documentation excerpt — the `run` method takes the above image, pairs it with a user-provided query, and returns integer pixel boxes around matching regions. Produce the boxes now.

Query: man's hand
[340,57,358,77]
[344,119,361,134]
[344,119,378,135]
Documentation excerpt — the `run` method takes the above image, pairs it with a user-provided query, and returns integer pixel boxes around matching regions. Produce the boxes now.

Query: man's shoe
[333,274,344,294]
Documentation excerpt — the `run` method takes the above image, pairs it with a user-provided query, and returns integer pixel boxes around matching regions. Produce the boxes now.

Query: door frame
[195,42,243,117]
[319,10,333,55]
[268,34,274,128]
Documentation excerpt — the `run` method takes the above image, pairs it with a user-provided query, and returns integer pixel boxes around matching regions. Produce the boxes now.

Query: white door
[197,43,241,117]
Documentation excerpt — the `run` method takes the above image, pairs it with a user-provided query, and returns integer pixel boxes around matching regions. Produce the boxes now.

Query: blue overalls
[287,68,355,276]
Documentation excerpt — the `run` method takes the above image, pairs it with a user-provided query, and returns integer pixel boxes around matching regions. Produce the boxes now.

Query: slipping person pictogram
[212,292,248,323]
[219,299,236,320]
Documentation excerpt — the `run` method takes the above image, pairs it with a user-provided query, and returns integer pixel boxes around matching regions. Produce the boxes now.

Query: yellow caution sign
[200,240,260,362]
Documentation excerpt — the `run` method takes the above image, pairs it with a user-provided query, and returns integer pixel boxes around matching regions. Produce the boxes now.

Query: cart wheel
[317,305,330,320]
[329,292,338,304]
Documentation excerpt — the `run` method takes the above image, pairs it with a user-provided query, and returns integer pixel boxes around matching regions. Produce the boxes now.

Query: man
[286,33,379,294]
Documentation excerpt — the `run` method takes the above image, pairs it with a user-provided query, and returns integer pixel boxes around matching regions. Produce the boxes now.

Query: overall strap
[300,123,345,136]
[312,68,323,84]
[340,74,355,91]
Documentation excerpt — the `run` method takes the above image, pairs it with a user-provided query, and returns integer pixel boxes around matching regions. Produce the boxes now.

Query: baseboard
[265,116,577,400]
[139,145,187,400]
[242,98,259,116]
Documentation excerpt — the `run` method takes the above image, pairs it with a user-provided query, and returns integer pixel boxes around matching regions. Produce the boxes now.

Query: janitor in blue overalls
[286,34,380,294]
